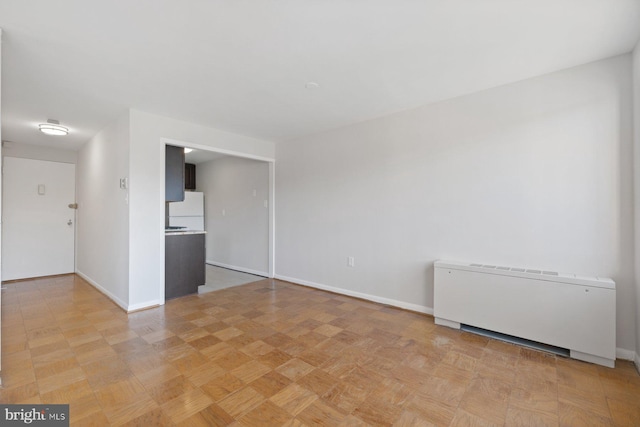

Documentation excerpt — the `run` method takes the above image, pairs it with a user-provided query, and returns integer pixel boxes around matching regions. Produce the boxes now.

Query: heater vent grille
[470,263,558,276]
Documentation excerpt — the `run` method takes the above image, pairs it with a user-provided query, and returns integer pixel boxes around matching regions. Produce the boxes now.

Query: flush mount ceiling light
[184,148,193,153]
[39,119,68,136]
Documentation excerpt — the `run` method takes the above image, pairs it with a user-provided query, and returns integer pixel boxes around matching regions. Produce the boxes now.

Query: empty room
[0,1,639,426]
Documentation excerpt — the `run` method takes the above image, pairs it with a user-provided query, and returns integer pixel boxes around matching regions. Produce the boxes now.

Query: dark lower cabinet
[165,233,205,300]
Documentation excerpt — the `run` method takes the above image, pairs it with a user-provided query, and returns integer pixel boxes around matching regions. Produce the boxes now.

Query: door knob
[67,220,73,226]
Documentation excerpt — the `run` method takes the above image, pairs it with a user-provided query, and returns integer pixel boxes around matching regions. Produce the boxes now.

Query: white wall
[633,41,640,366]
[2,141,77,164]
[0,28,3,376]
[276,55,636,353]
[76,112,130,309]
[128,110,275,309]
[197,156,269,275]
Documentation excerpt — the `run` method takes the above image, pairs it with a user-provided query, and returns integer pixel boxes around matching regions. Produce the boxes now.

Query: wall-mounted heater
[434,260,616,367]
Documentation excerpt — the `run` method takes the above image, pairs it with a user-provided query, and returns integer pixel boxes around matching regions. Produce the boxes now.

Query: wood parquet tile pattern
[1,274,639,426]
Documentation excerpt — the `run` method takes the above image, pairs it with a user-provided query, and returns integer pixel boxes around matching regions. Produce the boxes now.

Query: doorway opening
[161,138,275,303]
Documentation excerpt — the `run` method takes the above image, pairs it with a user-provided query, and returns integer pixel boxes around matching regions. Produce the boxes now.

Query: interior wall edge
[632,37,640,369]
[75,270,128,311]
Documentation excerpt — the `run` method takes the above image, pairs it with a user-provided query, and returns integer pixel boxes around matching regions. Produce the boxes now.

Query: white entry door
[2,157,76,280]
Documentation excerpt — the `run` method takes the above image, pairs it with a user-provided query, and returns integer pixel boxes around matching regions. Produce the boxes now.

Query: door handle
[67,220,73,226]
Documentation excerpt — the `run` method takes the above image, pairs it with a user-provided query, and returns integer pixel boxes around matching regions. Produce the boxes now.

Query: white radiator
[434,260,616,367]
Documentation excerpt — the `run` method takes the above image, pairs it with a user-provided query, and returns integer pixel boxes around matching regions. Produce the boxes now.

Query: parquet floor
[1,274,639,426]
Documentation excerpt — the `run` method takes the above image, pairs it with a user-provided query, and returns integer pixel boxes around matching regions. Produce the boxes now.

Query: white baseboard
[127,299,163,313]
[206,260,268,278]
[615,348,635,361]
[76,270,162,313]
[635,353,640,374]
[75,270,128,311]
[275,274,433,315]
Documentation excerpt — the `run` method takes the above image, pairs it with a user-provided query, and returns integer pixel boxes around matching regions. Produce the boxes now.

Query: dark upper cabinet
[185,163,196,190]
[165,145,185,202]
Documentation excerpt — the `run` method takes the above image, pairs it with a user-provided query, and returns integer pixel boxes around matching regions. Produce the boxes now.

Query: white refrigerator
[169,191,205,230]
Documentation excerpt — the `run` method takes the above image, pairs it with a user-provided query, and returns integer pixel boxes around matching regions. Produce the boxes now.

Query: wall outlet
[348,256,355,267]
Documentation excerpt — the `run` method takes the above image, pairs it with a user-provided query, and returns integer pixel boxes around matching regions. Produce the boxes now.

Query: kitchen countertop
[165,229,207,235]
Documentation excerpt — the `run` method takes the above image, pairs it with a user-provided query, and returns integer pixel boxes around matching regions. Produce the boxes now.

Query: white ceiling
[1,0,639,151]
[185,149,226,165]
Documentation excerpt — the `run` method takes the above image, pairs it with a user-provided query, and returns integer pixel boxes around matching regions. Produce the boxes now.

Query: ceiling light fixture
[184,148,193,153]
[39,119,68,136]
[305,81,319,90]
